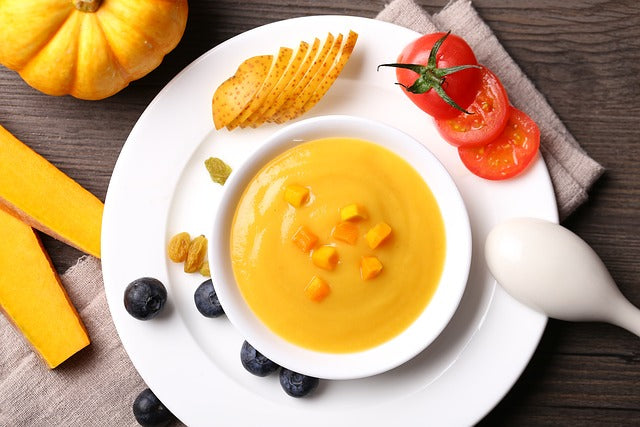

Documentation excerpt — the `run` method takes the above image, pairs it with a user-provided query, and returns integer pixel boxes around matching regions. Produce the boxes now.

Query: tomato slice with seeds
[458,107,540,180]
[435,67,510,147]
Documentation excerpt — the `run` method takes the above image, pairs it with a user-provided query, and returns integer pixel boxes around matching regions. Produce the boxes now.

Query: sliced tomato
[458,107,540,180]
[435,67,509,147]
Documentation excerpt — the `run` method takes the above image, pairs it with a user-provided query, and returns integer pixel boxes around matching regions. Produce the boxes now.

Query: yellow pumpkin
[0,0,188,100]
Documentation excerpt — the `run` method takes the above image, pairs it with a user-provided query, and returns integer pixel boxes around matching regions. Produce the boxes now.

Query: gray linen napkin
[0,1,604,425]
[378,0,604,220]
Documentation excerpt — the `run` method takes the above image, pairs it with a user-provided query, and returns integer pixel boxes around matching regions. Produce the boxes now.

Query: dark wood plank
[0,0,638,424]
[465,1,640,424]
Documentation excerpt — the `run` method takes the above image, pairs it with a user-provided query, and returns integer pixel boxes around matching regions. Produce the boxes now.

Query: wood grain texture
[0,0,638,424]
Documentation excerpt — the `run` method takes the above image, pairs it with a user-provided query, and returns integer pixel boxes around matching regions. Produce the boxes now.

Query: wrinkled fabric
[0,257,145,426]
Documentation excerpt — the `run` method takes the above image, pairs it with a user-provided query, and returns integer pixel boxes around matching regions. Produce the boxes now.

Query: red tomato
[458,107,540,180]
[392,32,482,119]
[435,67,510,147]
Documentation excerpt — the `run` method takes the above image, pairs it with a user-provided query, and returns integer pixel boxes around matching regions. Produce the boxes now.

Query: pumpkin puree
[231,137,446,353]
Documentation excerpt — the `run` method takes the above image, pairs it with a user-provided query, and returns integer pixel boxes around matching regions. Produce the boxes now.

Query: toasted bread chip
[269,33,334,123]
[259,38,321,125]
[211,31,358,130]
[211,55,273,130]
[227,47,293,130]
[276,33,344,123]
[244,41,309,128]
[299,30,358,118]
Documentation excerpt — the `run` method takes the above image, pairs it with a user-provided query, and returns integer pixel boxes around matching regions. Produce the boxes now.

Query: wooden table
[1,0,638,424]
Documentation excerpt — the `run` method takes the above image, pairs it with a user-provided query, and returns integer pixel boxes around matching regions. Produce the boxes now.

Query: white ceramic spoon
[485,217,640,337]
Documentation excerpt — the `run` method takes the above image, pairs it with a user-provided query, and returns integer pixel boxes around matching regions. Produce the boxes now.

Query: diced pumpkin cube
[284,184,310,207]
[311,245,339,270]
[304,276,331,302]
[292,225,318,252]
[365,222,392,249]
[332,221,358,245]
[360,255,383,280]
[340,203,367,221]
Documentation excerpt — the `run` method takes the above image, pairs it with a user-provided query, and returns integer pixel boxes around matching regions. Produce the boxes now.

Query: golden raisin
[205,157,232,185]
[168,232,191,263]
[184,235,208,273]
[199,260,211,277]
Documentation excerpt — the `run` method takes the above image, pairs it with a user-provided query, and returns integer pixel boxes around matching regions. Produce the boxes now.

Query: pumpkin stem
[72,0,103,13]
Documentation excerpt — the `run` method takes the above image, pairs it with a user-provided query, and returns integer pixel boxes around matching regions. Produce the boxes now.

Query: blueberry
[124,278,167,320]
[132,388,175,427]
[194,279,224,317]
[279,368,319,398]
[240,341,279,377]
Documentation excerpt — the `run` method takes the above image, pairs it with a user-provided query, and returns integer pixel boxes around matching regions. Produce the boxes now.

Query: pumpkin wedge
[243,41,310,128]
[276,33,344,123]
[226,47,293,130]
[257,38,321,127]
[270,33,335,124]
[300,31,359,117]
[0,125,103,258]
[212,55,273,130]
[0,208,90,369]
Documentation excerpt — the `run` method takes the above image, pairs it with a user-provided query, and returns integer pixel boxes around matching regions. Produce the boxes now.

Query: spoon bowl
[485,217,640,337]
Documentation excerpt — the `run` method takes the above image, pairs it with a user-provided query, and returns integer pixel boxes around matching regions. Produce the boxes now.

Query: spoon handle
[609,297,640,338]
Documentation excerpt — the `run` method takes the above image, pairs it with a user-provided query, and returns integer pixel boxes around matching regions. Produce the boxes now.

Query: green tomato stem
[377,32,481,115]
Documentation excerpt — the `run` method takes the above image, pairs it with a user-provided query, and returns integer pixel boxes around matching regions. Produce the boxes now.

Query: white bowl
[209,115,471,380]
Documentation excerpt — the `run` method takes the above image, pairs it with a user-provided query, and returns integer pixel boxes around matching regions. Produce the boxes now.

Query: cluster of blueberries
[124,277,319,426]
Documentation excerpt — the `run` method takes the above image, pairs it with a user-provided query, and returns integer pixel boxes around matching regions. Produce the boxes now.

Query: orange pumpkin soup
[230,137,445,353]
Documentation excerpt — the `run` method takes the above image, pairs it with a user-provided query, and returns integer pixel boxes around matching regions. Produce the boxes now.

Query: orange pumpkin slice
[212,54,273,130]
[259,37,321,125]
[227,47,293,130]
[276,33,344,123]
[243,41,309,128]
[300,30,359,117]
[269,33,335,123]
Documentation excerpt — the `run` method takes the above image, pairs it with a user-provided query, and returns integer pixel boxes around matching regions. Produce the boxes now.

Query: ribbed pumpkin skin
[0,0,188,100]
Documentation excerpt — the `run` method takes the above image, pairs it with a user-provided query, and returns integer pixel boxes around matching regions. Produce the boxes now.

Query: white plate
[102,16,558,426]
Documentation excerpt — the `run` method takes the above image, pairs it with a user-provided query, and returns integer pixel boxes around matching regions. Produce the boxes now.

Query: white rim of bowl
[209,115,472,380]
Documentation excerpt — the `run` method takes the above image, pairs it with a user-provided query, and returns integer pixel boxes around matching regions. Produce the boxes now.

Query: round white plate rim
[101,15,558,426]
